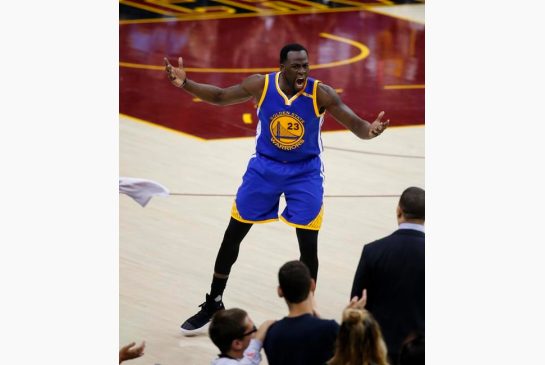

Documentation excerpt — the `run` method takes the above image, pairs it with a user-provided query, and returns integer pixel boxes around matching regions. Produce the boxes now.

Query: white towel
[119,177,170,207]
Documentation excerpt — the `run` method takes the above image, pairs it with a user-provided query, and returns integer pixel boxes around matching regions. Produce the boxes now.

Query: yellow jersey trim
[231,201,279,224]
[279,205,323,231]
[312,80,324,117]
[275,72,307,106]
[257,74,269,108]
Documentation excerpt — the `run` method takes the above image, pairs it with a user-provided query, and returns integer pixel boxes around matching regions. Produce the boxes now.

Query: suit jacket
[350,228,425,365]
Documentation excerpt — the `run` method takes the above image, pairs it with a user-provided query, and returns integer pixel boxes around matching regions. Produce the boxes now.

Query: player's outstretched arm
[164,56,264,106]
[318,83,389,139]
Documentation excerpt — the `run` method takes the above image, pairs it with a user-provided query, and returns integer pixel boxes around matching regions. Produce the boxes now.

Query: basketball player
[164,44,389,336]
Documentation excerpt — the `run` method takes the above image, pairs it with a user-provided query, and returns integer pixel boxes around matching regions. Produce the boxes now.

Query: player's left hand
[369,111,389,138]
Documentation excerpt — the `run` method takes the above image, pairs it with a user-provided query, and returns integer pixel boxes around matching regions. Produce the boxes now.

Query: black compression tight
[213,218,253,276]
[296,228,319,281]
[213,218,319,281]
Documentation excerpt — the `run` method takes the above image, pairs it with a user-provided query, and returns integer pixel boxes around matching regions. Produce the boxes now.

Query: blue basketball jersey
[255,72,325,162]
[232,72,326,228]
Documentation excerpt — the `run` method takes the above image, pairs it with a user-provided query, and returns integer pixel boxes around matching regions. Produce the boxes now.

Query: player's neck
[279,73,296,97]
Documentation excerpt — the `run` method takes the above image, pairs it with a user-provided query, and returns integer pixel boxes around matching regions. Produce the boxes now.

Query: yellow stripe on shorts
[230,201,279,224]
[279,205,323,231]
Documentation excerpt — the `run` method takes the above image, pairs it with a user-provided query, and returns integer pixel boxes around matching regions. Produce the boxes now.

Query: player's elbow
[209,90,226,105]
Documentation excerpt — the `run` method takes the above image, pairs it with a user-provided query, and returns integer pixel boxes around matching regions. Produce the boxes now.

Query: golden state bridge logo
[269,111,305,150]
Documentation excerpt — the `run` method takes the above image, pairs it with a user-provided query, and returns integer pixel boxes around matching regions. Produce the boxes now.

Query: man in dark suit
[350,186,424,365]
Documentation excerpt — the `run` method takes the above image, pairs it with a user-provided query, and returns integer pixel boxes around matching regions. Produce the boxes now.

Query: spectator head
[397,187,425,223]
[277,260,315,304]
[399,332,424,365]
[328,308,389,365]
[209,308,257,357]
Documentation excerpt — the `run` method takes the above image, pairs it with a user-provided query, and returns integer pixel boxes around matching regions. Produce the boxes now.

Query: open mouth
[295,77,305,89]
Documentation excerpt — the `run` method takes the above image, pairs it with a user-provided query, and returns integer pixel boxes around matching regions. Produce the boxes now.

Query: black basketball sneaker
[181,294,225,336]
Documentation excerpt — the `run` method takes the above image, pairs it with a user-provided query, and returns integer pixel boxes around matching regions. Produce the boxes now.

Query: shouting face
[281,50,309,93]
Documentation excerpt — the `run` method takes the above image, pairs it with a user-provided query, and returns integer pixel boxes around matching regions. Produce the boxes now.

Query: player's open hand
[164,57,187,88]
[369,111,389,138]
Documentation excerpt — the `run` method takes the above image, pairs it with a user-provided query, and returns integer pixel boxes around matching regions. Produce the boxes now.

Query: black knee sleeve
[213,218,253,275]
[296,228,319,281]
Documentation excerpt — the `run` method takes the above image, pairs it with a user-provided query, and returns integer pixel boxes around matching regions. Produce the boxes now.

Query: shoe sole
[180,321,210,337]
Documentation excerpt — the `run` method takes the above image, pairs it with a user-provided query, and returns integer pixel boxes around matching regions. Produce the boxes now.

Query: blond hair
[328,309,389,365]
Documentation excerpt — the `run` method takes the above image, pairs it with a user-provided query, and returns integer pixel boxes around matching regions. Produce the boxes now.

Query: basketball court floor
[120,1,424,363]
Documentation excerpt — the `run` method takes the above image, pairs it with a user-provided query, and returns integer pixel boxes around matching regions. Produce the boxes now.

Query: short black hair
[209,308,247,354]
[399,186,425,220]
[279,43,308,64]
[278,260,312,303]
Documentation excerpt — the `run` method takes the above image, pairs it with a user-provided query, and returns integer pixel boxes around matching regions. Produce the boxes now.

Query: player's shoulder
[243,73,266,84]
[248,73,266,80]
[316,82,339,107]
[316,80,332,90]
[316,82,337,96]
[241,74,267,96]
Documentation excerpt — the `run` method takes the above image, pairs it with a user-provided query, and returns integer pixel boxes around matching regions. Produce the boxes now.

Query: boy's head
[277,260,314,303]
[209,308,257,356]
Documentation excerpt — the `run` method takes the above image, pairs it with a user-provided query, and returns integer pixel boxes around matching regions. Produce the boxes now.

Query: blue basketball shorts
[231,153,324,230]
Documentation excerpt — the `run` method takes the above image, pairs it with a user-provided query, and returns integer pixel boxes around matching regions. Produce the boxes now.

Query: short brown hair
[278,260,312,303]
[209,308,247,353]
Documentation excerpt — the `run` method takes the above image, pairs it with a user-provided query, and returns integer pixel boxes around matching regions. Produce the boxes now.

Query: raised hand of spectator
[347,289,367,310]
[119,341,145,363]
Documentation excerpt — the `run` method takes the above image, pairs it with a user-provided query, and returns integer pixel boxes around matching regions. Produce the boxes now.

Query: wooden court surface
[120,119,424,365]
[120,3,424,364]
